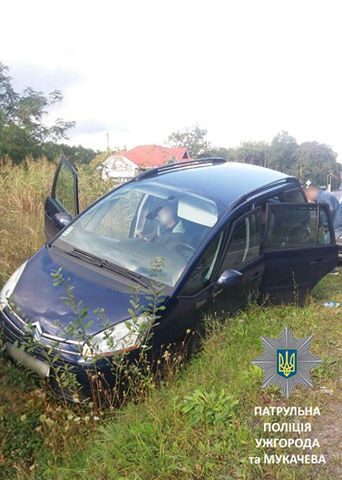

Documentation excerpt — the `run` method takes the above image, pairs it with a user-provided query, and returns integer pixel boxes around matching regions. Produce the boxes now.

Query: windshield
[53,180,221,287]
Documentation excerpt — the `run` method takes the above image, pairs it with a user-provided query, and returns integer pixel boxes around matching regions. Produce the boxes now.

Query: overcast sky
[1,0,342,158]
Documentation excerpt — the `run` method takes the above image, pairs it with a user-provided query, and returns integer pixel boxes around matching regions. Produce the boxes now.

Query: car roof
[143,161,297,207]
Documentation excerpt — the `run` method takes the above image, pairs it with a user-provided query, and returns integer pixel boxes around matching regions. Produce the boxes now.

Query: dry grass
[0,158,53,284]
[0,157,115,284]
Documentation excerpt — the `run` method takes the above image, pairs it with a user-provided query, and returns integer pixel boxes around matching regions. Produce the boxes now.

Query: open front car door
[44,157,79,242]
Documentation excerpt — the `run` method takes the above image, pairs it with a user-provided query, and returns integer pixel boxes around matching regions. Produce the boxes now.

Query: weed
[181,388,239,426]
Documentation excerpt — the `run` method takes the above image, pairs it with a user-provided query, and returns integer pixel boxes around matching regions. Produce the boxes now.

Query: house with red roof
[100,145,191,181]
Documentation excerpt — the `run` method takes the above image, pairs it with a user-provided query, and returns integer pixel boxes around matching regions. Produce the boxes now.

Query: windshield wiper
[72,248,149,288]
[53,245,149,289]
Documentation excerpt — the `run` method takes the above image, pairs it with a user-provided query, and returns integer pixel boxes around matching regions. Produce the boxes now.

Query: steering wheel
[175,243,196,259]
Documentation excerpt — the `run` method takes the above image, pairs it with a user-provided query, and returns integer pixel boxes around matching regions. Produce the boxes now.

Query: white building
[99,145,191,181]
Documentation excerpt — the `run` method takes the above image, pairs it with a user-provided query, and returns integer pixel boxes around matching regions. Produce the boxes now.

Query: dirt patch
[312,394,342,478]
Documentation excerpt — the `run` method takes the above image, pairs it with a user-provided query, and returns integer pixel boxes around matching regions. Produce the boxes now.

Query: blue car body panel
[11,247,152,337]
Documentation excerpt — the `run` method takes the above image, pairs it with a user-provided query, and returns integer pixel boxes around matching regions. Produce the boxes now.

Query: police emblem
[252,326,321,398]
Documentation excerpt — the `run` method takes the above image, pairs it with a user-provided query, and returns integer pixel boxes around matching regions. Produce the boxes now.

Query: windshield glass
[54,180,221,287]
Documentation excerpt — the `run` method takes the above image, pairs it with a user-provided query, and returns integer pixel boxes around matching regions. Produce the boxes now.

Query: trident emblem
[277,349,297,378]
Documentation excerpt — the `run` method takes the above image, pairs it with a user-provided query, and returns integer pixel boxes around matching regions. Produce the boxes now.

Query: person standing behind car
[305,182,342,238]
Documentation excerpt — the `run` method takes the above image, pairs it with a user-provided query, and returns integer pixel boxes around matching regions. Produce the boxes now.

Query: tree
[196,128,341,189]
[292,141,341,188]
[167,124,211,158]
[229,141,271,167]
[0,62,75,163]
[198,146,235,161]
[42,142,97,164]
[270,131,298,172]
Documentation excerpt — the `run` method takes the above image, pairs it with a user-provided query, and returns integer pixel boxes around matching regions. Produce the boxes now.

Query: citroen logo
[31,321,43,339]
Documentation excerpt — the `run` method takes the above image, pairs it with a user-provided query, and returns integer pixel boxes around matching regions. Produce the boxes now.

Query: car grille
[0,305,82,361]
[2,305,27,343]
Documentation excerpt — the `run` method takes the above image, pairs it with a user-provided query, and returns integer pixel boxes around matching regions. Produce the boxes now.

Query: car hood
[10,246,153,339]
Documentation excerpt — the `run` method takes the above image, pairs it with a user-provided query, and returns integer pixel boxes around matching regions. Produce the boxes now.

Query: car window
[282,189,306,203]
[54,161,77,216]
[181,231,224,295]
[265,195,281,203]
[265,203,332,250]
[221,209,262,271]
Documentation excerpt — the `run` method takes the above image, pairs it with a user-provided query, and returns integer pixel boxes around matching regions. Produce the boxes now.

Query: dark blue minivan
[0,158,337,399]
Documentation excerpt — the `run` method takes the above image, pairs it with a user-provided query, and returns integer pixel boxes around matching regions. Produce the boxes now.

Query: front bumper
[0,305,117,402]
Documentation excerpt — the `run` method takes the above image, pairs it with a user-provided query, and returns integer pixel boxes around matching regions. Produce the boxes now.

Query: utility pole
[106,132,110,154]
[327,171,334,192]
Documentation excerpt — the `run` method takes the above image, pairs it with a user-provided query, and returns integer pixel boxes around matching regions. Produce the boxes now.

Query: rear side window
[282,189,306,203]
[265,203,332,250]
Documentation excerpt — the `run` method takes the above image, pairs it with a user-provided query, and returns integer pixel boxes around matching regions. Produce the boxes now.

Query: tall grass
[0,157,115,284]
[0,158,52,284]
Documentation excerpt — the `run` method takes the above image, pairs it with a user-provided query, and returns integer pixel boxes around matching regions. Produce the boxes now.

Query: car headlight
[82,315,151,359]
[0,261,27,310]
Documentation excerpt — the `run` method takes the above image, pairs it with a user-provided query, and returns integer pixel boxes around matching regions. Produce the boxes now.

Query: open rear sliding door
[260,203,338,303]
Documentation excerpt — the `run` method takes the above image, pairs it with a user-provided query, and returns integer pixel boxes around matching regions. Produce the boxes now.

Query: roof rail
[133,157,226,181]
[232,176,299,209]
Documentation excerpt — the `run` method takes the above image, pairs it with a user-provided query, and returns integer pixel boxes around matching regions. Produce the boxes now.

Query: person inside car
[153,206,185,243]
[138,205,185,246]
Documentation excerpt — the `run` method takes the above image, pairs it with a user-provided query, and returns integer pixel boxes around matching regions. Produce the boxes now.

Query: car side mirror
[217,269,243,288]
[54,212,73,229]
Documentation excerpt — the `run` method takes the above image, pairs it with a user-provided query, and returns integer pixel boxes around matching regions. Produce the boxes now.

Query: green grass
[0,159,341,479]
